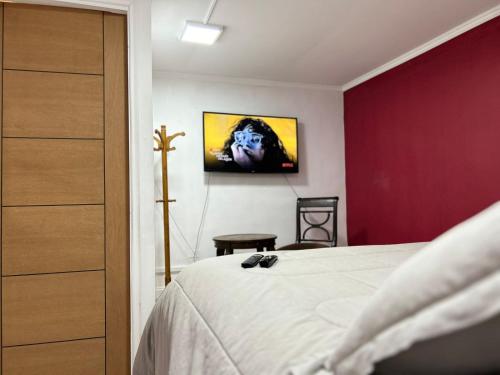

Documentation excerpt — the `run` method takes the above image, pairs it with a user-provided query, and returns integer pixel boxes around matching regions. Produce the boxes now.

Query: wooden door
[1,4,130,374]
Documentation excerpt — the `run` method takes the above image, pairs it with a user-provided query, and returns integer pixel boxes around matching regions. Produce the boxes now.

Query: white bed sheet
[133,242,426,375]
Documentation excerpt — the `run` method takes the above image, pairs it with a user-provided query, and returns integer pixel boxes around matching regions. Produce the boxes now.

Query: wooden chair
[277,197,339,250]
[277,242,327,250]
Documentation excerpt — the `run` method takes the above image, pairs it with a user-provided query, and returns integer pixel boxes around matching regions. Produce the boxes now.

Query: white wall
[153,72,346,285]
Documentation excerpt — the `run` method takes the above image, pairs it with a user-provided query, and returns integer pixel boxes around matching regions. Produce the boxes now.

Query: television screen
[203,112,299,173]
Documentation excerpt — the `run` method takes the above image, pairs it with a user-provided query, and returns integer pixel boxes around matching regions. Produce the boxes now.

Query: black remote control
[259,255,278,268]
[241,254,264,268]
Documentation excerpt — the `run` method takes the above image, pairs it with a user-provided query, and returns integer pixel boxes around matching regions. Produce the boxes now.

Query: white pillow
[325,201,500,375]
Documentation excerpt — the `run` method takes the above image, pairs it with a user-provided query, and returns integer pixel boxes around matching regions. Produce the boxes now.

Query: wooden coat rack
[154,125,185,285]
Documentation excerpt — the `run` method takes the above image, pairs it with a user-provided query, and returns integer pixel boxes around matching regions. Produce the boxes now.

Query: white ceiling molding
[342,4,500,91]
[154,70,342,92]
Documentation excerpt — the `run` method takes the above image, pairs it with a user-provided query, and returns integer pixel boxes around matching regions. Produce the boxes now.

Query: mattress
[133,242,426,375]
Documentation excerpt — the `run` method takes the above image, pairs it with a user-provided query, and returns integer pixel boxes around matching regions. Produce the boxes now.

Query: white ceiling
[152,0,499,87]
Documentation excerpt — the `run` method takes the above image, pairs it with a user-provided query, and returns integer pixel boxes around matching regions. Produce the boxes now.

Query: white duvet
[133,242,425,375]
[135,202,500,375]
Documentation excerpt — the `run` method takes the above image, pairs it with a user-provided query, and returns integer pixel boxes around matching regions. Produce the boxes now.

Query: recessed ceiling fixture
[180,21,223,45]
[179,0,224,45]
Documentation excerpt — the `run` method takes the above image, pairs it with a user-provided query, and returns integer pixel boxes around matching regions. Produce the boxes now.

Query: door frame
[14,0,155,368]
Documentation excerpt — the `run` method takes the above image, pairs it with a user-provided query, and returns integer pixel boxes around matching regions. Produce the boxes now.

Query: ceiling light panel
[180,20,223,45]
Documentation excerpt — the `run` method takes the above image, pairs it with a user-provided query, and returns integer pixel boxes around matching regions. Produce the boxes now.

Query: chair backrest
[296,197,339,247]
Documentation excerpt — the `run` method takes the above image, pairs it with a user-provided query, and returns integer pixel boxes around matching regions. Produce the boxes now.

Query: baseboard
[155,264,189,298]
[155,264,189,275]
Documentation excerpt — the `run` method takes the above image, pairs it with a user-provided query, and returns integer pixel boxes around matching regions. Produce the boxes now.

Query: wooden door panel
[104,13,130,374]
[4,4,103,74]
[0,4,3,372]
[3,70,104,139]
[3,338,105,375]
[2,205,104,275]
[0,5,130,373]
[3,139,104,206]
[2,271,105,346]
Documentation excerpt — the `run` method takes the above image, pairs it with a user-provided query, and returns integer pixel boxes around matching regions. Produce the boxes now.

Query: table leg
[216,248,225,256]
[257,246,263,252]
[267,244,275,251]
[227,247,234,255]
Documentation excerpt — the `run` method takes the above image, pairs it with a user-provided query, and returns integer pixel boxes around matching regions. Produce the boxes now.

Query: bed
[134,202,500,375]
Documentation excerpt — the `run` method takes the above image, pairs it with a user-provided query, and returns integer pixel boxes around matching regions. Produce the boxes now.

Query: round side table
[213,234,277,256]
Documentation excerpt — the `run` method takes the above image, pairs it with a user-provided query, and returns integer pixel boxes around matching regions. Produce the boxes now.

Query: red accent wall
[344,17,500,245]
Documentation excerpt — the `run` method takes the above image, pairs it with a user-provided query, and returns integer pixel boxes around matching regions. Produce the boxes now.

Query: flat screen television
[203,112,299,173]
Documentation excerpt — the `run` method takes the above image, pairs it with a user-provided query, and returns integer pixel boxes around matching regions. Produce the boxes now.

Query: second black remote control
[241,254,264,268]
[259,255,278,268]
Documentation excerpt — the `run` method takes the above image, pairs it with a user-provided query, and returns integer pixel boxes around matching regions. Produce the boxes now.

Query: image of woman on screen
[221,117,293,172]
